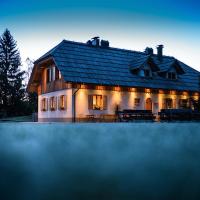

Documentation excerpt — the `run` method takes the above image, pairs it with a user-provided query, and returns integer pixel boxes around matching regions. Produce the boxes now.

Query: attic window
[144,69,151,77]
[139,69,151,77]
[47,66,55,83]
[167,72,177,80]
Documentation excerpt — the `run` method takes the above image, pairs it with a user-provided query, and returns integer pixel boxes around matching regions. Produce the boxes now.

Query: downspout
[72,88,80,123]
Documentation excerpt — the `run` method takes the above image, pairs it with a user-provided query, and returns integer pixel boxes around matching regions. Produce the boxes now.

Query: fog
[0,123,200,200]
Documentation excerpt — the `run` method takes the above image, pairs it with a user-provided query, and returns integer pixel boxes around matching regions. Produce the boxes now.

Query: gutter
[72,88,80,123]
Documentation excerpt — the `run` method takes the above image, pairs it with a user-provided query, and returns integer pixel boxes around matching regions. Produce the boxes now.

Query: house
[27,37,200,122]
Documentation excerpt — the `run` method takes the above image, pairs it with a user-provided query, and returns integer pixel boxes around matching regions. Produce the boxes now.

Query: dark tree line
[0,29,37,118]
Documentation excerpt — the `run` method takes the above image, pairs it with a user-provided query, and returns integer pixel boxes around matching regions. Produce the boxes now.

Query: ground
[0,123,200,200]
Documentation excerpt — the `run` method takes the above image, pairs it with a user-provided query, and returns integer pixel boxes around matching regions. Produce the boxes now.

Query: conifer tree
[0,29,25,116]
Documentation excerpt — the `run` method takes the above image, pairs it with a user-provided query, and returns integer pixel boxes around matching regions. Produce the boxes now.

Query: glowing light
[145,88,151,93]
[170,90,176,95]
[96,85,104,90]
[114,86,121,92]
[80,84,86,89]
[130,88,136,92]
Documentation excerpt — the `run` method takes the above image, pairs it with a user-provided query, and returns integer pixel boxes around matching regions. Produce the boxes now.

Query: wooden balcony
[42,79,67,94]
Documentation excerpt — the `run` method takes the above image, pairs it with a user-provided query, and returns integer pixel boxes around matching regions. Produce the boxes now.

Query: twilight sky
[0,0,200,70]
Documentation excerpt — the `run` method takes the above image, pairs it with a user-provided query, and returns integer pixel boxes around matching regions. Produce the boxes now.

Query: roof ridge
[62,39,174,59]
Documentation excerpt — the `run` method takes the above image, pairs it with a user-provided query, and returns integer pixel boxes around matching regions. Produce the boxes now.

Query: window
[59,95,67,110]
[134,98,140,107]
[144,69,150,77]
[167,72,177,80]
[139,69,151,77]
[49,96,57,111]
[55,68,62,80]
[59,71,62,79]
[46,66,57,83]
[179,99,188,109]
[41,98,48,111]
[165,98,173,109]
[88,95,107,110]
[93,95,103,110]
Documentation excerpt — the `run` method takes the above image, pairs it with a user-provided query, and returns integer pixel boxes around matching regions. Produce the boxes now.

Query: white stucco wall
[38,87,191,121]
[38,89,72,120]
[75,89,188,117]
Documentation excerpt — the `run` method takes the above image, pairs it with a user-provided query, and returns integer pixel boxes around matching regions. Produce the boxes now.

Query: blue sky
[0,0,200,70]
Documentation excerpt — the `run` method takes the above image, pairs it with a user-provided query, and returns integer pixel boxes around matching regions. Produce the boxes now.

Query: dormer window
[144,69,151,77]
[138,69,152,78]
[167,72,177,80]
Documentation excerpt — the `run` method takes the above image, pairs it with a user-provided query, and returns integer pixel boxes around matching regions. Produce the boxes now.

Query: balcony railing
[42,79,66,94]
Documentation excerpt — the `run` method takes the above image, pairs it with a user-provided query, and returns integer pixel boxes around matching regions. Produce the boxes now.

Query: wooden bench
[117,110,156,122]
[158,109,194,121]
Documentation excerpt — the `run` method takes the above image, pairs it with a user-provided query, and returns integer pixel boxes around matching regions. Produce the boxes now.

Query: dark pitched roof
[34,39,200,92]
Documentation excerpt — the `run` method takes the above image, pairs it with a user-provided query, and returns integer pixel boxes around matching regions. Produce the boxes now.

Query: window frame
[59,95,67,110]
[134,98,140,107]
[49,96,57,111]
[92,95,103,110]
[167,72,177,80]
[41,98,47,111]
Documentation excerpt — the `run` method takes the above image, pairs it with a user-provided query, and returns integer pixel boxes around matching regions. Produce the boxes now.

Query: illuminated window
[49,96,57,111]
[93,95,103,110]
[88,95,107,110]
[41,98,47,111]
[134,98,140,107]
[59,95,67,110]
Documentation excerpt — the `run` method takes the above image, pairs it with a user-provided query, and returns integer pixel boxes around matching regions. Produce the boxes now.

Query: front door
[146,98,152,110]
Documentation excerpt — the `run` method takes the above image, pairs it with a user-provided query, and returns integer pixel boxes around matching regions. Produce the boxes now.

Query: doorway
[145,98,152,110]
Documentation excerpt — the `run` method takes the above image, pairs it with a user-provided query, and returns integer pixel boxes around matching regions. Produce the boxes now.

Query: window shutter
[58,96,61,110]
[55,68,59,80]
[103,95,107,110]
[41,99,43,111]
[54,96,57,110]
[64,95,67,110]
[173,99,176,109]
[49,98,51,111]
[162,98,166,109]
[88,95,93,110]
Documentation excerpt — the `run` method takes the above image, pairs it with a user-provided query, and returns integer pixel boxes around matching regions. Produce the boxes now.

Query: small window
[59,95,67,110]
[59,71,62,79]
[134,98,140,107]
[93,95,103,110]
[165,98,173,109]
[144,69,150,77]
[41,98,48,111]
[167,72,177,80]
[179,99,188,109]
[55,68,62,80]
[46,66,56,83]
[88,95,107,110]
[49,96,57,111]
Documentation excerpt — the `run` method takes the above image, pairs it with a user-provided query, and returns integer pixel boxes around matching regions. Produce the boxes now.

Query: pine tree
[0,29,25,117]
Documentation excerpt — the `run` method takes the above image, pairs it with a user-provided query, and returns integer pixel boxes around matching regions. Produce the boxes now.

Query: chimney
[91,36,100,47]
[101,40,109,48]
[145,47,153,55]
[157,45,164,61]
